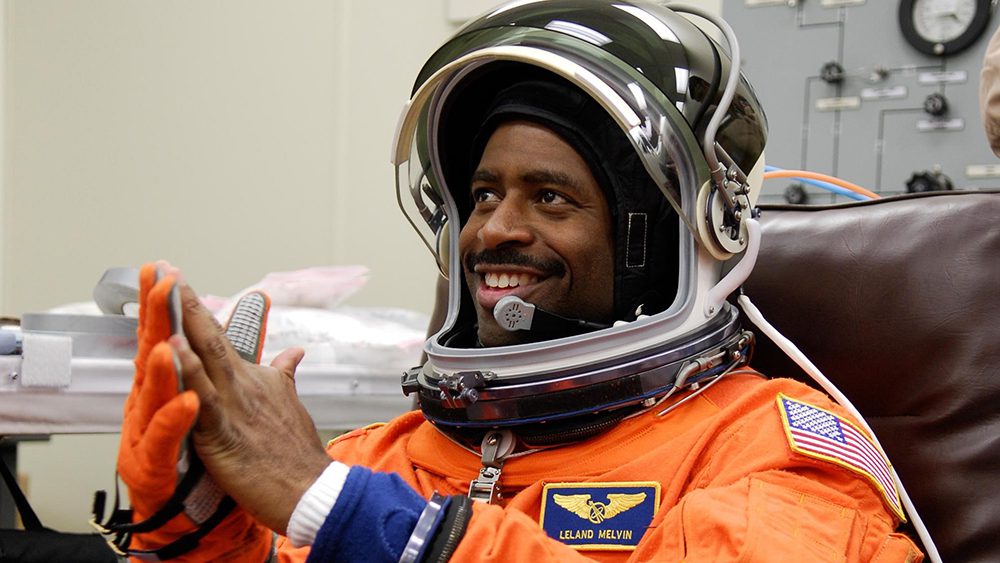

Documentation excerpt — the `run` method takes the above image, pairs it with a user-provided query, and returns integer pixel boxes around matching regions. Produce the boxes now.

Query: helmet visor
[393,41,708,275]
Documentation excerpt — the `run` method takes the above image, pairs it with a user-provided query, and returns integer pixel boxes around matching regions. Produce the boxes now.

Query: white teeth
[484,272,537,288]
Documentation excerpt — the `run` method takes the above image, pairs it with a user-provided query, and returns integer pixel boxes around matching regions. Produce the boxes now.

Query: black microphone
[493,296,610,335]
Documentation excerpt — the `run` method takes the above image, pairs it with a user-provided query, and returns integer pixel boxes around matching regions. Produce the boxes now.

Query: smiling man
[462,117,615,347]
[110,2,923,562]
[438,71,679,354]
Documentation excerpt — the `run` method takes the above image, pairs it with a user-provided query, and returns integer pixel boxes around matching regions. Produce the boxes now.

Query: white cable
[665,3,742,175]
[706,218,760,315]
[737,294,942,563]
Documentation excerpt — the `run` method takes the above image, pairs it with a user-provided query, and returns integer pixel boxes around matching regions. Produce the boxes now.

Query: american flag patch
[776,394,905,521]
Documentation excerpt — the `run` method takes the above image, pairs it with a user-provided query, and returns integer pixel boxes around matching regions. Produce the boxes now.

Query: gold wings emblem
[553,493,647,524]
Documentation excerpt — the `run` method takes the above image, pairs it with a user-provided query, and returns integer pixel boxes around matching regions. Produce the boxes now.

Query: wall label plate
[860,86,908,100]
[965,164,1000,178]
[917,118,964,132]
[816,96,862,111]
[918,70,968,85]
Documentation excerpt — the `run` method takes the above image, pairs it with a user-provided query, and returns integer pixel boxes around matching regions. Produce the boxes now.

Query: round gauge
[898,0,995,56]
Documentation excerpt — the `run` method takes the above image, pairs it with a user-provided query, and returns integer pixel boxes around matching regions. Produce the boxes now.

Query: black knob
[923,93,948,116]
[820,61,845,84]
[905,170,953,193]
[784,184,809,204]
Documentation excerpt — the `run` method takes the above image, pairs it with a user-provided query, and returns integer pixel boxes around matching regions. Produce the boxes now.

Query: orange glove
[95,263,272,561]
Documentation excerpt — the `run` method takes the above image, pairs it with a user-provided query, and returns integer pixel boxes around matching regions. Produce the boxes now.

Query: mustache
[464,248,566,277]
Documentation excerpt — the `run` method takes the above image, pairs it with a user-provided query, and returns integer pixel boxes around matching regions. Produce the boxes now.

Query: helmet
[393,0,767,446]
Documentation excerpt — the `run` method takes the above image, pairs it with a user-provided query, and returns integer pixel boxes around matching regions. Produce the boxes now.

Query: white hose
[738,294,942,563]
[666,3,742,176]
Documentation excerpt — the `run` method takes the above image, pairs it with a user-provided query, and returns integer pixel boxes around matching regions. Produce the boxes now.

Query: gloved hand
[108,262,272,561]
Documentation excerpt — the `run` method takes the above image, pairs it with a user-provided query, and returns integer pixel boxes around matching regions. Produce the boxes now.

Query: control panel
[723,0,999,203]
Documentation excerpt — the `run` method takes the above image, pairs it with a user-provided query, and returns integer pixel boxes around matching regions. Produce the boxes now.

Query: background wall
[3,0,721,534]
[2,1,451,316]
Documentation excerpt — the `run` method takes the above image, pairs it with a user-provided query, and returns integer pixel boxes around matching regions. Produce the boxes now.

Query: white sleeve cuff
[286,461,351,547]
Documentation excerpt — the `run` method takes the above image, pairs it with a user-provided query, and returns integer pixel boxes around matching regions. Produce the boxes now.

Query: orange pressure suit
[275,371,923,562]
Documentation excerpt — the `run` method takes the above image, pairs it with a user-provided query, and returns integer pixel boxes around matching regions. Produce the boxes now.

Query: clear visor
[392,44,710,276]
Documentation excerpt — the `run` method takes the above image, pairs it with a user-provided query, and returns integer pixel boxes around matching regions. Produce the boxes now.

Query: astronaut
[108,1,923,561]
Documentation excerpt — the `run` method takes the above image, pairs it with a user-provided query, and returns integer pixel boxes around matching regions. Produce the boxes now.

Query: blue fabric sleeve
[305,466,428,563]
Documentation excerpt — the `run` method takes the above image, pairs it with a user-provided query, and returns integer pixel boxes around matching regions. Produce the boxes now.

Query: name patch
[540,482,660,551]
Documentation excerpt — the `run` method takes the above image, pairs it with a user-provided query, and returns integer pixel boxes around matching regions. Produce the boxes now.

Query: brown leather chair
[745,190,1000,562]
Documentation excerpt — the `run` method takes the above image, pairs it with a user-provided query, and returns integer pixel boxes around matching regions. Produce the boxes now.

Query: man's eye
[472,189,499,204]
[539,190,568,204]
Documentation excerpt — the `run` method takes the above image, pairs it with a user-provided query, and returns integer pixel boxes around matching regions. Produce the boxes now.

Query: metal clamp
[438,371,493,408]
[468,430,515,504]
[401,366,422,396]
[711,142,752,218]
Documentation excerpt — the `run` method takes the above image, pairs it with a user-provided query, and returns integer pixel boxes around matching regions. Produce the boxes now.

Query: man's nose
[478,199,533,249]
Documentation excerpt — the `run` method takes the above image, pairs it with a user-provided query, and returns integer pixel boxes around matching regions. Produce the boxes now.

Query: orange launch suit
[275,371,923,562]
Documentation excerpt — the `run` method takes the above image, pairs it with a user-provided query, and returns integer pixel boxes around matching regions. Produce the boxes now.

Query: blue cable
[765,166,870,201]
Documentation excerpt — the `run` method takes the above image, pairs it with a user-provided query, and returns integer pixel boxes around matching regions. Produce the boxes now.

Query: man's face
[459,120,615,347]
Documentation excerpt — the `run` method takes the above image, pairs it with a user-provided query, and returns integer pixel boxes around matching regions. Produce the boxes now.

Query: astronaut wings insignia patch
[540,482,660,551]
[553,493,647,523]
[776,394,905,521]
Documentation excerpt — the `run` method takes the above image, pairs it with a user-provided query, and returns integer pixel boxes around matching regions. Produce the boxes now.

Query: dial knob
[923,92,949,116]
[905,170,954,193]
